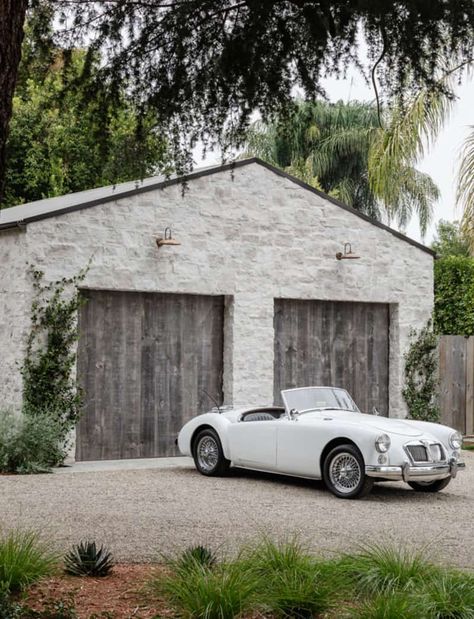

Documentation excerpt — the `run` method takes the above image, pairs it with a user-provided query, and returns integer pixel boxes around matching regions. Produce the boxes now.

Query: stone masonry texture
[0,162,434,430]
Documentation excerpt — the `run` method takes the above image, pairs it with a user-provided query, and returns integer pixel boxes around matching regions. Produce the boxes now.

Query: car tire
[408,477,451,492]
[193,428,230,477]
[323,444,374,499]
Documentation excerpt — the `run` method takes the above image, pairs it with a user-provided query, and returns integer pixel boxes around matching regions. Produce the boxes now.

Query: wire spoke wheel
[328,452,362,494]
[196,435,219,473]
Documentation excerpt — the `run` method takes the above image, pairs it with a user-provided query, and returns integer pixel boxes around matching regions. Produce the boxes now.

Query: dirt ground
[25,565,164,619]
[1,450,473,569]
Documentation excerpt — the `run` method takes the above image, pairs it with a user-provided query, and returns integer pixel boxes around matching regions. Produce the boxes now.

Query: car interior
[240,407,286,422]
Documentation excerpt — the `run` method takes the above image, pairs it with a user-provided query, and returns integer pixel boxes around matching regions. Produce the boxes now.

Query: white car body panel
[177,387,465,485]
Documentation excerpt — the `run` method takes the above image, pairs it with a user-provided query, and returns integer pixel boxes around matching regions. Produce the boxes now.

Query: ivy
[21,264,89,442]
[434,256,474,336]
[402,321,439,423]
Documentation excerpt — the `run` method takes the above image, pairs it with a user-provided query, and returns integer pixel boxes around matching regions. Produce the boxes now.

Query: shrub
[0,410,67,474]
[346,591,425,619]
[238,538,336,618]
[178,545,217,571]
[335,543,440,597]
[402,321,440,422]
[434,256,474,335]
[158,560,258,619]
[0,530,58,593]
[423,570,474,618]
[64,541,114,577]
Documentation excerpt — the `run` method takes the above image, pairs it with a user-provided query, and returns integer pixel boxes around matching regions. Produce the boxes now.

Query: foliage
[48,0,474,180]
[4,27,169,207]
[344,591,425,619]
[153,539,474,619]
[434,257,474,335]
[0,410,67,474]
[239,538,336,618]
[64,541,114,577]
[21,265,88,447]
[245,99,438,233]
[431,220,470,258]
[0,530,58,594]
[178,546,217,572]
[423,570,474,619]
[458,128,474,252]
[335,543,440,597]
[402,322,440,422]
[157,560,258,619]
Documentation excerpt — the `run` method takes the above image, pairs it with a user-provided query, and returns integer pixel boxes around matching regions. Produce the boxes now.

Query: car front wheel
[323,444,374,499]
[408,477,451,492]
[193,428,230,477]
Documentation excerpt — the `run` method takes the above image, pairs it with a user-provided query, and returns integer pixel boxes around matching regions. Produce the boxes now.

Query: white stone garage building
[0,158,434,461]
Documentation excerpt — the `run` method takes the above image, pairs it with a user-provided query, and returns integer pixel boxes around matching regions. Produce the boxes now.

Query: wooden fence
[439,335,474,435]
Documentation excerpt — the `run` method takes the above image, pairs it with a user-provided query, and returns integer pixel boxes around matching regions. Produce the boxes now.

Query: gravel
[2,451,473,568]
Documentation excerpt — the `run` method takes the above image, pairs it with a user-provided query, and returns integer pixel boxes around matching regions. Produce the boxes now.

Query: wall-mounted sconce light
[156,227,181,248]
[336,242,360,260]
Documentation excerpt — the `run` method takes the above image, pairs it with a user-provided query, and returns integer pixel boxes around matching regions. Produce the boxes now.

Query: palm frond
[458,128,474,252]
[369,85,453,204]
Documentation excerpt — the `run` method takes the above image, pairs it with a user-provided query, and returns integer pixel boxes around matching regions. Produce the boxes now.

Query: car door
[276,417,327,477]
[227,419,278,470]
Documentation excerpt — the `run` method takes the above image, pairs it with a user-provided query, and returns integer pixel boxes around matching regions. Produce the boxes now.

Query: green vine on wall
[402,320,440,423]
[21,264,89,441]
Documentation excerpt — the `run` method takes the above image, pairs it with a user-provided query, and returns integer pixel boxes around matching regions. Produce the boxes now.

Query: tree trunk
[0,0,28,205]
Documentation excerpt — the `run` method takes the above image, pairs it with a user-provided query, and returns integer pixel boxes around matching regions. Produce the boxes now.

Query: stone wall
[0,162,434,419]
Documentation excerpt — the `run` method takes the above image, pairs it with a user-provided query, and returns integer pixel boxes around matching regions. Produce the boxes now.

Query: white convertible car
[177,386,465,499]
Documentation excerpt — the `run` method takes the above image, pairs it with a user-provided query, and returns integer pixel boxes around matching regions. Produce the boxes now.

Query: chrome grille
[429,444,444,462]
[406,445,429,462]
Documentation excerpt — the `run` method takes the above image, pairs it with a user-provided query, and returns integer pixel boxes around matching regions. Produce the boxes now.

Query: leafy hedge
[434,256,474,335]
[402,322,439,422]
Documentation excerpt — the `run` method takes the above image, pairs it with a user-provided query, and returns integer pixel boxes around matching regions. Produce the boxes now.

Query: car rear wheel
[323,444,374,499]
[193,428,230,477]
[408,477,451,492]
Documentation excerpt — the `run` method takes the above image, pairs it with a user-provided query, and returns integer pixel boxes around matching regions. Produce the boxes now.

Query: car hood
[302,410,423,437]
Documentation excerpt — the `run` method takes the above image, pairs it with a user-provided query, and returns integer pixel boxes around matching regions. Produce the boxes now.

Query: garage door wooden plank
[76,290,224,461]
[274,299,389,414]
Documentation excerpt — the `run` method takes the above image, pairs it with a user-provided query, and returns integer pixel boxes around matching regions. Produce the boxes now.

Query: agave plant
[178,545,217,570]
[64,541,114,577]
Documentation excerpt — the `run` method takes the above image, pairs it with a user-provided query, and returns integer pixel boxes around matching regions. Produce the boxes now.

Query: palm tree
[458,128,474,246]
[245,100,439,236]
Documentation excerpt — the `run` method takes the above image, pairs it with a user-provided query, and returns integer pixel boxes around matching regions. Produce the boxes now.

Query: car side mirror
[372,406,380,416]
[288,408,299,420]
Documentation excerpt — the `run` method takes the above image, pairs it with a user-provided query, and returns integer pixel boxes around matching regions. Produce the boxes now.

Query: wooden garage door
[274,299,390,414]
[76,290,224,461]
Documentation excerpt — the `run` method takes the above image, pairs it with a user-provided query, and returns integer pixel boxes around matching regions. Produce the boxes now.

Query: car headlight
[375,434,391,453]
[449,431,463,450]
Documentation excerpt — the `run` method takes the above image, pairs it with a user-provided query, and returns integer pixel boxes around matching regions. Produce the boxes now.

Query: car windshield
[281,387,360,414]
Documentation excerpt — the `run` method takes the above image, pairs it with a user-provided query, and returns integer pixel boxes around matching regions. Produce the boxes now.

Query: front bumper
[366,459,465,482]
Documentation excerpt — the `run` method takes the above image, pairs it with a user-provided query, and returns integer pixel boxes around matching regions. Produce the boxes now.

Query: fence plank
[439,335,469,434]
[466,337,474,436]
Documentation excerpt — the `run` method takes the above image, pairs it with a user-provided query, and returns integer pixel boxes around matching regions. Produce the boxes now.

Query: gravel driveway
[2,451,473,568]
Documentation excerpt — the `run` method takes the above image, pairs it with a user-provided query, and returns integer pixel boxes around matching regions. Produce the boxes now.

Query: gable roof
[0,157,435,256]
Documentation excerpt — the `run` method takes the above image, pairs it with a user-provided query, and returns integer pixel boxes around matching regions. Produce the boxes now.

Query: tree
[434,257,474,335]
[0,0,29,202]
[245,100,439,233]
[362,63,474,250]
[1,0,474,203]
[431,220,470,258]
[4,38,169,207]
